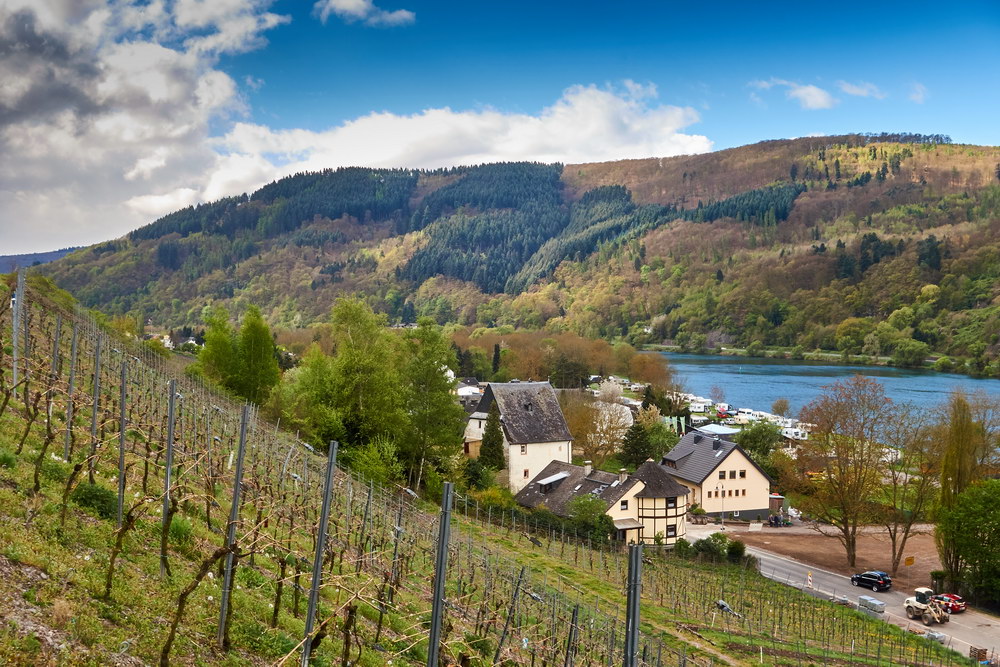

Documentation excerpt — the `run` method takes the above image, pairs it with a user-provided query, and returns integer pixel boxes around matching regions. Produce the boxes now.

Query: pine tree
[479,402,505,470]
[620,422,653,467]
[492,343,501,377]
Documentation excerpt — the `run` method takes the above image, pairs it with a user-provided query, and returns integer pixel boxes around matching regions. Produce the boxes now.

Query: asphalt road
[683,523,999,659]
[749,543,999,658]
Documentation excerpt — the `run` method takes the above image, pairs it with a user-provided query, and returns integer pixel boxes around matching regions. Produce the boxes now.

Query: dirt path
[719,521,941,590]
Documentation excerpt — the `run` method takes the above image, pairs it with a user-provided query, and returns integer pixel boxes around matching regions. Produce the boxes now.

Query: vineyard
[0,270,978,666]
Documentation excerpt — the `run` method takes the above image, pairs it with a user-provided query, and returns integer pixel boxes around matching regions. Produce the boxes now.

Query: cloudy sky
[2,0,998,254]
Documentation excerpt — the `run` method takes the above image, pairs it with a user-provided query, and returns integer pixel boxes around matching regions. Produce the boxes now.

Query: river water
[662,353,1000,418]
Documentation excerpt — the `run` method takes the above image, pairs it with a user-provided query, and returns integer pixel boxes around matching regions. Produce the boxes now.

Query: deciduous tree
[401,318,466,487]
[234,305,280,405]
[936,480,1000,604]
[794,376,891,567]
[880,405,939,575]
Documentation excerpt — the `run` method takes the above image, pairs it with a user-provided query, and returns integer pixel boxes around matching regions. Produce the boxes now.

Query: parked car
[851,570,892,591]
[931,593,967,613]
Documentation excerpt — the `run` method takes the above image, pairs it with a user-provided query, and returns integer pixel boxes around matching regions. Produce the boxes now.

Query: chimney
[583,460,592,476]
[619,468,627,484]
[713,437,721,450]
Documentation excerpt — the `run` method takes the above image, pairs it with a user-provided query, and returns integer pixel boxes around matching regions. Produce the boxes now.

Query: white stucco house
[463,381,573,493]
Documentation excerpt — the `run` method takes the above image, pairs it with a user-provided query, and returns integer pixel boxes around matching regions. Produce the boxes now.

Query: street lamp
[715,483,725,530]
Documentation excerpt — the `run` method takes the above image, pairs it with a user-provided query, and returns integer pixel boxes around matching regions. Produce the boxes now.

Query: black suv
[851,570,892,591]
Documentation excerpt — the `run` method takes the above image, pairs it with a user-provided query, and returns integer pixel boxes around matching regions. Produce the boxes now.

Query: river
[661,353,1000,417]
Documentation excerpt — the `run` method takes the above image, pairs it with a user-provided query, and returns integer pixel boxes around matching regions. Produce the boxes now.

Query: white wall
[697,448,770,518]
[507,440,572,493]
[605,481,644,522]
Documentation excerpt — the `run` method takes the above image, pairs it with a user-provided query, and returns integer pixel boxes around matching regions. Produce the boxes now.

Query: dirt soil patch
[735,522,941,591]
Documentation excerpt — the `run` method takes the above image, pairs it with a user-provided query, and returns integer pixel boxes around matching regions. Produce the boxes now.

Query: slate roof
[632,460,690,498]
[514,461,637,517]
[660,432,772,484]
[473,382,573,445]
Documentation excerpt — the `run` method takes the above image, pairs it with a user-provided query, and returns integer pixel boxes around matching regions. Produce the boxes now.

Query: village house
[463,382,573,493]
[514,459,690,544]
[660,430,772,521]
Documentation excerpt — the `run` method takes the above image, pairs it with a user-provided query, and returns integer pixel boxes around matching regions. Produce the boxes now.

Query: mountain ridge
[37,133,1000,375]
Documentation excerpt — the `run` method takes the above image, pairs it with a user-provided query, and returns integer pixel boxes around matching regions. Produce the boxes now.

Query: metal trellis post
[117,360,127,529]
[301,441,338,666]
[427,481,453,667]
[217,404,250,649]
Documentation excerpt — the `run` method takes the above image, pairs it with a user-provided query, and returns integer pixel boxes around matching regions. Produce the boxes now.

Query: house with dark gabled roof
[515,459,689,545]
[463,382,573,493]
[661,431,772,520]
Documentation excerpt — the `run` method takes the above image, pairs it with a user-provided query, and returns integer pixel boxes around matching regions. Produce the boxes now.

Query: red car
[932,593,967,613]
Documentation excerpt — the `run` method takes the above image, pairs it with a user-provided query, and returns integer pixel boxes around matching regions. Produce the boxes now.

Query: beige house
[660,431,772,520]
[514,459,689,545]
[463,382,573,493]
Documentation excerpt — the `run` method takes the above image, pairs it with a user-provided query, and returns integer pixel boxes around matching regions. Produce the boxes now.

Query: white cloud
[313,0,415,27]
[750,78,837,110]
[0,1,287,253]
[126,188,200,218]
[214,82,711,178]
[0,3,707,255]
[909,82,928,104]
[837,80,886,99]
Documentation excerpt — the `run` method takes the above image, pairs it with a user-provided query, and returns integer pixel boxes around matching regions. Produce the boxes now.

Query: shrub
[71,483,117,520]
[694,532,730,561]
[40,457,69,482]
[0,449,15,469]
[933,356,954,372]
[471,486,516,511]
[673,537,693,558]
[169,515,193,547]
[726,538,747,562]
[462,457,493,491]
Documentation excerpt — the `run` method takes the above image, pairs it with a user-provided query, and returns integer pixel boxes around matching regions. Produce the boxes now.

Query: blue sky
[1,0,998,253]
[226,0,1000,148]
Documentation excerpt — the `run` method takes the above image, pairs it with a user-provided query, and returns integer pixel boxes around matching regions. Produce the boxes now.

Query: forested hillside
[40,134,1000,376]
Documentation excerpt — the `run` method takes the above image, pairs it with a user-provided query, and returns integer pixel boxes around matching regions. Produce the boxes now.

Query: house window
[523,469,530,479]
[620,500,628,511]
[739,470,746,479]
[718,470,725,480]
[667,497,676,508]
[728,489,733,497]
[742,489,746,496]
[520,445,527,455]
[667,525,677,537]
[463,443,469,454]
[729,470,736,479]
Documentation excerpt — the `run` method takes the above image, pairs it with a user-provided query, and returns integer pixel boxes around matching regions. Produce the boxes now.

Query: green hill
[41,133,1000,375]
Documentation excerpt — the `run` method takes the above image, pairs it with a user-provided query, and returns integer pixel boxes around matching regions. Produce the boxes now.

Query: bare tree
[795,376,891,567]
[771,397,790,417]
[880,404,940,575]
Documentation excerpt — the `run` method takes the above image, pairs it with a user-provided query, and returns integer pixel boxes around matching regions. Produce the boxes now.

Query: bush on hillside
[71,483,117,520]
[0,449,15,469]
[727,538,747,563]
